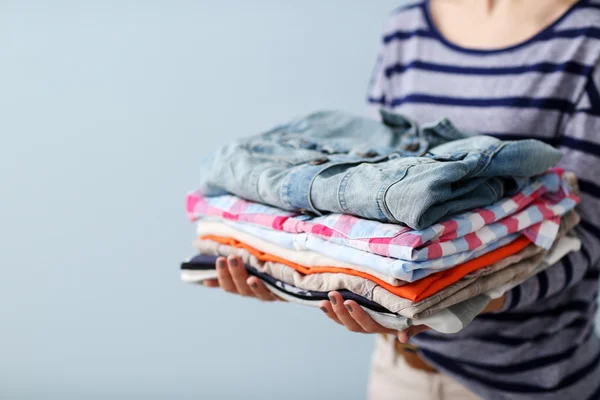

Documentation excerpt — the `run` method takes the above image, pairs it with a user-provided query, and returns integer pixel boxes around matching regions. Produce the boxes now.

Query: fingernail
[328,294,337,305]
[344,303,353,312]
[320,307,328,314]
[249,282,257,289]
[229,257,238,267]
[217,259,227,269]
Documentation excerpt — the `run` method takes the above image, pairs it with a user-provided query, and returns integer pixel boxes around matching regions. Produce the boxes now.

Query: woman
[206,1,600,398]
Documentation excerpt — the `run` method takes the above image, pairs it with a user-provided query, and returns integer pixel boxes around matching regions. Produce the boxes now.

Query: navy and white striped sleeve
[366,15,397,119]
[366,51,386,119]
[501,64,600,311]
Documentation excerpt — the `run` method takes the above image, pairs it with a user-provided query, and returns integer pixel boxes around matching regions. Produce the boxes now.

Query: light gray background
[3,1,599,399]
[0,1,401,399]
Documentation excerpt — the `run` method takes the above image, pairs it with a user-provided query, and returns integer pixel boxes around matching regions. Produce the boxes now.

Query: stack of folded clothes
[181,110,582,334]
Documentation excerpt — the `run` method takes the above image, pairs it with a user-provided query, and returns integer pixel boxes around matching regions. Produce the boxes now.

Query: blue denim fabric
[199,109,562,229]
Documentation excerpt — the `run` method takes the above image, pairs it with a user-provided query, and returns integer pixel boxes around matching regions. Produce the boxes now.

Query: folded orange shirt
[201,235,531,302]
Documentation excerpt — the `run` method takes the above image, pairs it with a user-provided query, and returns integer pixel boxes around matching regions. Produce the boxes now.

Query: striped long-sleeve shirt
[367,1,600,399]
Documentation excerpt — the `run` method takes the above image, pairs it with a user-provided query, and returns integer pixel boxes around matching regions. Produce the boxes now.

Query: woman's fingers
[343,300,396,334]
[202,279,220,288]
[247,276,278,301]
[319,300,343,325]
[216,257,238,294]
[397,325,430,344]
[328,292,366,333]
[226,255,254,296]
[320,295,427,340]
[212,256,287,302]
[397,329,410,343]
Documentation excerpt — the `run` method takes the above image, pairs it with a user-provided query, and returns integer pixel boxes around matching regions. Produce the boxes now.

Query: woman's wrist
[481,295,506,314]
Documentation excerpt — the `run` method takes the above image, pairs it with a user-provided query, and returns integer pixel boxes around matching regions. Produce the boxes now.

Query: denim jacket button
[402,142,420,152]
[358,150,379,158]
[297,208,317,217]
[309,157,329,165]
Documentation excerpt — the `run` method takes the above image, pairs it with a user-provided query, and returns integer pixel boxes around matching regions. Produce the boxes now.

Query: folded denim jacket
[198,109,563,229]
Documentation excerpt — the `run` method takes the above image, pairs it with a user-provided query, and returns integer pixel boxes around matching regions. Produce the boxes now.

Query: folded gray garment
[192,210,579,318]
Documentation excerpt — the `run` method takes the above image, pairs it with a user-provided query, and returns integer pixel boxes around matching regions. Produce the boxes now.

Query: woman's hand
[319,291,429,343]
[319,291,506,343]
[203,255,285,302]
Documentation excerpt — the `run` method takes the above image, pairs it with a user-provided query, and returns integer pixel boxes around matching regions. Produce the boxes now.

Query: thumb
[397,325,430,343]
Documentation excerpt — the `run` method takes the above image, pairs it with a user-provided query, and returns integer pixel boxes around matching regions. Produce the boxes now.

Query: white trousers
[367,335,481,400]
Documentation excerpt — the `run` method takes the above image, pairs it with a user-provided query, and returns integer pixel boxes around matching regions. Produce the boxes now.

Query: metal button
[401,142,420,152]
[358,150,379,158]
[297,208,317,217]
[309,157,329,165]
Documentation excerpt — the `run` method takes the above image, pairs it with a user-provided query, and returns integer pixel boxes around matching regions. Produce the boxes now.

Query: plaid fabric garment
[187,169,579,261]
